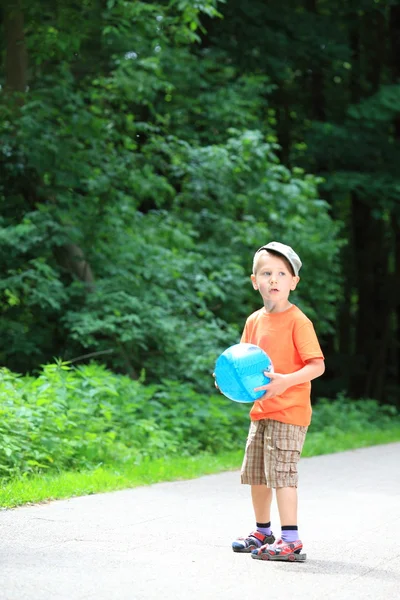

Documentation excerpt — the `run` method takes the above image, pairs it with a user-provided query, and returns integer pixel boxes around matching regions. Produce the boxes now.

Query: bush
[1,363,398,480]
[310,394,399,435]
[0,362,248,478]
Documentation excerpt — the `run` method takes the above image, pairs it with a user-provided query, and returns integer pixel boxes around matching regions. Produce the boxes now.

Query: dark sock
[256,521,272,537]
[281,525,299,543]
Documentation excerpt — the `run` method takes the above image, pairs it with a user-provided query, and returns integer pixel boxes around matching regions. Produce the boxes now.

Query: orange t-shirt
[241,304,324,427]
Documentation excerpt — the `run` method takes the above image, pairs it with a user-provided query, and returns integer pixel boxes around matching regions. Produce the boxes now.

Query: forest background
[1,0,400,493]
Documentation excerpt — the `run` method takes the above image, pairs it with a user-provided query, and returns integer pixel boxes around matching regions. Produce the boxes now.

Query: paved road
[1,443,400,600]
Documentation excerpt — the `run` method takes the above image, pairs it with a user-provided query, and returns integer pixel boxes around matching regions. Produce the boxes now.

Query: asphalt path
[1,442,400,600]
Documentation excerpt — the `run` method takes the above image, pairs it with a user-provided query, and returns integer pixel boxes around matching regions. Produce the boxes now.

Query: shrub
[0,362,248,478]
[1,363,398,480]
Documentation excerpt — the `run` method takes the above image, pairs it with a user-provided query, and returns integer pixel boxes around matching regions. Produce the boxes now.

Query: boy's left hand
[254,371,289,399]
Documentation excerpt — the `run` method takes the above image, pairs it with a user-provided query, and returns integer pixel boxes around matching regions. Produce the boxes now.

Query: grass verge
[1,427,399,510]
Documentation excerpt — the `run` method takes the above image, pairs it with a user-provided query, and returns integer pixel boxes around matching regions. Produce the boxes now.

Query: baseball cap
[255,241,302,276]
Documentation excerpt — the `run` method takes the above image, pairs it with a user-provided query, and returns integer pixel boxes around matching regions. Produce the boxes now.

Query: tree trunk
[347,7,396,403]
[349,194,393,401]
[3,5,97,293]
[54,243,96,292]
[336,13,361,391]
[275,85,291,166]
[349,13,361,104]
[389,4,400,404]
[393,215,400,394]
[363,8,386,94]
[4,1,28,93]
[337,196,355,361]
[306,0,325,121]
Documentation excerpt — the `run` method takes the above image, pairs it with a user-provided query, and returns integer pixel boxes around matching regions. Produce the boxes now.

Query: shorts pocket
[276,438,301,464]
[275,460,299,487]
[275,462,292,473]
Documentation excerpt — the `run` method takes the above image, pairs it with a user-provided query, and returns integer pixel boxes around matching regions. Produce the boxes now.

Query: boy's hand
[212,372,221,393]
[254,371,289,399]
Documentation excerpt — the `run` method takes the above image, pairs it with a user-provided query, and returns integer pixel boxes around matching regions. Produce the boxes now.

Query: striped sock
[281,525,299,542]
[256,521,272,537]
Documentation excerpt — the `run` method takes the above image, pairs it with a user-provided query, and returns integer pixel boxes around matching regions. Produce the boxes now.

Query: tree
[204,0,400,405]
[1,0,342,397]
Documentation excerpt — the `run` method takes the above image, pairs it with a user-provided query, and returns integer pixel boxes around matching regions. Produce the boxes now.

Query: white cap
[255,241,302,276]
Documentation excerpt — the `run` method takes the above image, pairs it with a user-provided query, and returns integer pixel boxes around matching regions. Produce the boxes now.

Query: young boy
[232,241,325,561]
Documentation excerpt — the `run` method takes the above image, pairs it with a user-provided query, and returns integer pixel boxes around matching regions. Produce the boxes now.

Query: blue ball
[214,343,273,403]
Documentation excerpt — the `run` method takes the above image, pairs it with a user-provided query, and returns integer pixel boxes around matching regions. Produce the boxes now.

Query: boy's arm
[254,358,325,399]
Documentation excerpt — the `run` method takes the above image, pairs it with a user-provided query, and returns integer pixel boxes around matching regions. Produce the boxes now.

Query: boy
[232,241,325,561]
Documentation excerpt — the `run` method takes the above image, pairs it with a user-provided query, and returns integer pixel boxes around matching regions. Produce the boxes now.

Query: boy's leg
[252,487,305,561]
[233,421,275,552]
[270,423,304,545]
[251,484,273,523]
[276,486,297,525]
[251,422,307,561]
[232,485,274,552]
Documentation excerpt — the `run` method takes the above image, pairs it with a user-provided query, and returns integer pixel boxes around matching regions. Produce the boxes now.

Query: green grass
[302,427,400,456]
[1,426,399,509]
[0,451,244,509]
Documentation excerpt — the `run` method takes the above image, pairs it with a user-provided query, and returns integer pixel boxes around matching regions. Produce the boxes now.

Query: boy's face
[251,252,299,305]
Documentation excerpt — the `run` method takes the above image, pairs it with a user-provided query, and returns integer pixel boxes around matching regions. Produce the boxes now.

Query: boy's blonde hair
[252,249,295,276]
[252,241,302,276]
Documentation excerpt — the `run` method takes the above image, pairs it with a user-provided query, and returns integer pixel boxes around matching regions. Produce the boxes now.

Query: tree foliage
[1,0,398,405]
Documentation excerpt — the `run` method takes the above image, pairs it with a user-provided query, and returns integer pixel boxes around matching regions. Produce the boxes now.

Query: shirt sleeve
[293,321,324,362]
[240,320,249,343]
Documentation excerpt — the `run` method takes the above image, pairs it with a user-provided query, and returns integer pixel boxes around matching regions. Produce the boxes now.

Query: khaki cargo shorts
[240,419,307,488]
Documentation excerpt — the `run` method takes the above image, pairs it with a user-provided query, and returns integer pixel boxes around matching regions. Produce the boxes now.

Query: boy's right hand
[212,372,221,392]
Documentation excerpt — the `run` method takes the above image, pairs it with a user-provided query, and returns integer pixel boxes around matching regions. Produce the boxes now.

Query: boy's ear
[291,275,300,290]
[251,274,258,290]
